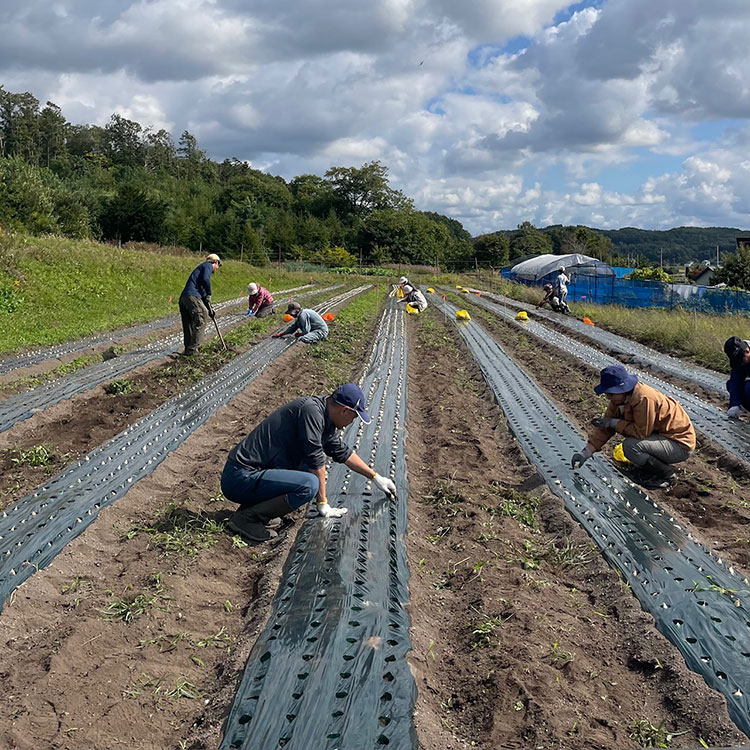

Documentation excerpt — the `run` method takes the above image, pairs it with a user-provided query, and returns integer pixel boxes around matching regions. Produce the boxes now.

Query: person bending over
[221,383,397,541]
[272,302,329,343]
[246,282,275,318]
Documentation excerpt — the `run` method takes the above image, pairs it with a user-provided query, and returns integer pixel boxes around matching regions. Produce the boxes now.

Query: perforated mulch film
[0,285,327,435]
[220,299,417,750]
[0,286,367,611]
[433,295,750,737]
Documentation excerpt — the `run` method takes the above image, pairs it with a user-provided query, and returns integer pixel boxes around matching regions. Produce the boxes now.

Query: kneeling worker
[571,364,695,490]
[273,302,329,343]
[723,336,750,418]
[247,282,275,318]
[221,383,398,541]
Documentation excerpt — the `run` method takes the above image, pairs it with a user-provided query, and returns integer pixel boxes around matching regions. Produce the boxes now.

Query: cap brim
[357,408,372,425]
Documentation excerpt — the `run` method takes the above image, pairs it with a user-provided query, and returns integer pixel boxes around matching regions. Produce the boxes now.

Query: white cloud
[0,0,748,234]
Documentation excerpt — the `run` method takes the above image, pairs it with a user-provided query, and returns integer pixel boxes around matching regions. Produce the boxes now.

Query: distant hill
[596,226,746,265]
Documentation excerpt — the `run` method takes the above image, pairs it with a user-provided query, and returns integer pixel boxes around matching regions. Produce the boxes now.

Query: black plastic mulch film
[0,285,315,377]
[469,287,726,395]
[449,288,750,468]
[0,286,368,611]
[431,295,750,737]
[220,299,417,750]
[0,285,328,435]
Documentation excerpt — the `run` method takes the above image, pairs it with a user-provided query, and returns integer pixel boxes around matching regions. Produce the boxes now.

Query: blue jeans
[726,377,750,411]
[221,460,319,509]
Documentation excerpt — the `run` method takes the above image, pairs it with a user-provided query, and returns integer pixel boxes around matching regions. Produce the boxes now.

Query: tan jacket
[589,381,696,452]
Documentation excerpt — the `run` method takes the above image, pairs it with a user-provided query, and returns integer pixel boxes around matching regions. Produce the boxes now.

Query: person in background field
[554,266,570,306]
[399,283,428,312]
[179,253,221,356]
[246,282,275,318]
[221,383,398,541]
[571,364,695,490]
[724,336,750,418]
[272,302,329,343]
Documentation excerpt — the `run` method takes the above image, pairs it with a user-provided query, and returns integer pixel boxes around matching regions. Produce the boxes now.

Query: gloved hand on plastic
[246,309,254,317]
[591,416,618,430]
[373,473,397,499]
[272,332,283,338]
[317,503,348,518]
[728,405,741,419]
[294,331,302,338]
[571,446,593,469]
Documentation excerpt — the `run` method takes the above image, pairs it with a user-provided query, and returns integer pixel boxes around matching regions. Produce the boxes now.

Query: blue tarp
[504,270,750,315]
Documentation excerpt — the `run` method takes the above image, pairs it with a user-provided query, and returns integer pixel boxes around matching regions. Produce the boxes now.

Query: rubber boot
[639,456,676,490]
[228,495,295,542]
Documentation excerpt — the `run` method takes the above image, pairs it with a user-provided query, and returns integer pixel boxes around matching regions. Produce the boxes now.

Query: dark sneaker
[640,473,676,490]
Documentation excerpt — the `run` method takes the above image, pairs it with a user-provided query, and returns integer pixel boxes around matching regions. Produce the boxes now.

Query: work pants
[179,294,207,355]
[622,434,691,467]
[221,460,319,509]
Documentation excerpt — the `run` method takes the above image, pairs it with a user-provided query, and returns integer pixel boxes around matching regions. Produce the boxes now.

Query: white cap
[206,253,222,266]
[558,266,565,272]
[247,282,258,295]
[399,276,408,284]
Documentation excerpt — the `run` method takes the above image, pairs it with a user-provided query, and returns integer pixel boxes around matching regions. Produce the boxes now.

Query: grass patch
[517,537,596,570]
[0,232,326,355]
[126,502,226,557]
[484,484,539,528]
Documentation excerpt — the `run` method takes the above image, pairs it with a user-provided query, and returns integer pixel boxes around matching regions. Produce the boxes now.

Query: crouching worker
[221,383,398,542]
[399,283,428,312]
[723,336,750,418]
[571,364,695,490]
[272,302,328,343]
[246,282,275,318]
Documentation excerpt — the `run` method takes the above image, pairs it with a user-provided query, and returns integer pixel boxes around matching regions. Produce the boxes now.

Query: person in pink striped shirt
[246,282,275,318]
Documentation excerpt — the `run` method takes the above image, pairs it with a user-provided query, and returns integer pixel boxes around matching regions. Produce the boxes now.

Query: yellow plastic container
[427,288,435,293]
[516,311,529,321]
[405,303,419,314]
[456,309,471,321]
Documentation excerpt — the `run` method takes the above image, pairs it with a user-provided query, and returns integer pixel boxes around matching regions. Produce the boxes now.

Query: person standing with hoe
[179,253,221,356]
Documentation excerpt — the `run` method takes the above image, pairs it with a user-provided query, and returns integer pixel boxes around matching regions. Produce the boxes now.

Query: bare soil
[0,298,748,749]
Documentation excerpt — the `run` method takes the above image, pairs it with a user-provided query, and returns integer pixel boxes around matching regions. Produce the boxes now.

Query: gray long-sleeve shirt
[283,309,328,337]
[228,396,352,471]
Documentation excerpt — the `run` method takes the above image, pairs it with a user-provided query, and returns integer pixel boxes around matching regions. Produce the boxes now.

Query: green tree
[103,114,145,168]
[509,221,553,259]
[0,156,58,233]
[474,232,510,267]
[100,182,168,242]
[325,161,412,218]
[712,245,750,289]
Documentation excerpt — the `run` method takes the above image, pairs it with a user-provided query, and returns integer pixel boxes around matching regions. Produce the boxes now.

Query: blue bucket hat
[332,383,371,424]
[594,365,638,395]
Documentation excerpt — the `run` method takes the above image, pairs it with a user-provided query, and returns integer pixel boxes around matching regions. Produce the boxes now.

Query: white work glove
[728,406,741,419]
[317,503,348,518]
[373,473,397,499]
[571,446,593,469]
[591,416,619,430]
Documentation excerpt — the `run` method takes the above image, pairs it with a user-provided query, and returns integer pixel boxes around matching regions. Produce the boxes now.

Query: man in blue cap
[221,383,398,541]
[571,364,695,489]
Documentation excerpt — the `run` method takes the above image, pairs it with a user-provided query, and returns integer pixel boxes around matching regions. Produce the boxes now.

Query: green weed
[10,444,56,468]
[126,503,225,557]
[628,718,687,748]
[470,611,511,649]
[548,641,574,667]
[484,484,539,528]
[104,378,135,395]
[102,592,161,623]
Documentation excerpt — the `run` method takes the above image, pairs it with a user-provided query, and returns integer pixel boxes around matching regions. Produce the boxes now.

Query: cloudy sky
[1,0,748,234]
